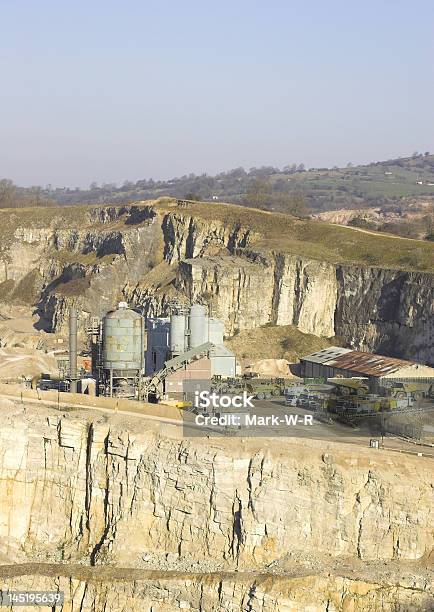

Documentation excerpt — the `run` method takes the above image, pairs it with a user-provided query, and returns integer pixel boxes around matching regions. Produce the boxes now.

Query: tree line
[0,179,56,208]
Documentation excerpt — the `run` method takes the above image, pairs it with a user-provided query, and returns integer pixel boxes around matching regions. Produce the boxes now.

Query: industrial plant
[68,301,237,401]
[53,301,434,434]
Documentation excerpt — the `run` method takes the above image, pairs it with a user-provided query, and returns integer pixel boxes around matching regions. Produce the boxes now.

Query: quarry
[0,396,432,610]
[0,198,433,361]
[0,198,433,611]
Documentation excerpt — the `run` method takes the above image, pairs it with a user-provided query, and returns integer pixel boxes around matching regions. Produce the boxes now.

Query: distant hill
[2,152,434,215]
[290,152,434,212]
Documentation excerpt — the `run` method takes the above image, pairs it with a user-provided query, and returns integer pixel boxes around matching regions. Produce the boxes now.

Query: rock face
[0,404,432,567]
[335,266,434,364]
[1,570,432,611]
[0,402,432,610]
[175,253,339,337]
[0,202,433,363]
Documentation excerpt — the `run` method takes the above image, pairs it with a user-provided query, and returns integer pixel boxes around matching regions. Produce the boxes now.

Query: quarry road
[0,392,187,429]
[1,392,432,458]
[209,398,434,457]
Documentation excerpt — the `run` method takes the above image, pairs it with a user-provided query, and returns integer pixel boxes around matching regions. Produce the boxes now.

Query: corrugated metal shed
[302,346,424,378]
[328,351,417,377]
[300,347,351,364]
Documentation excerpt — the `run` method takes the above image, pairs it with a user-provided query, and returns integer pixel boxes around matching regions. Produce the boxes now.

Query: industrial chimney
[69,307,78,393]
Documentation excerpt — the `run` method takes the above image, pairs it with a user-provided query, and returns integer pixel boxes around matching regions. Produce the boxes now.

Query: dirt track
[335,223,426,242]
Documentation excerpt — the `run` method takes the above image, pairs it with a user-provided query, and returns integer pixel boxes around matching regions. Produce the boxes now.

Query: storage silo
[208,318,224,345]
[170,313,187,356]
[102,302,144,396]
[189,304,207,349]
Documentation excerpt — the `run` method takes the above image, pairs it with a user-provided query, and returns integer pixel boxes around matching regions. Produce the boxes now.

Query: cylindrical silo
[189,304,207,349]
[170,313,187,356]
[102,303,144,373]
[208,318,224,345]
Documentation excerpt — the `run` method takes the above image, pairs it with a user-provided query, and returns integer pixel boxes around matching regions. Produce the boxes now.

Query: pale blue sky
[1,0,433,187]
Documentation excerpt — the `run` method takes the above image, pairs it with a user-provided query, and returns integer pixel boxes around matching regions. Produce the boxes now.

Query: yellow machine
[326,378,414,414]
[388,382,429,399]
[161,399,192,409]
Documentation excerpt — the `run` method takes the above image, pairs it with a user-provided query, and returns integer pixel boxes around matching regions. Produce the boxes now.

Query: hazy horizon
[4,151,432,192]
[1,0,433,188]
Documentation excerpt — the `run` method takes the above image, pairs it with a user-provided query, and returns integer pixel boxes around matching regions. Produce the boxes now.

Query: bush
[348,217,376,230]
[184,193,201,201]
[361,253,379,265]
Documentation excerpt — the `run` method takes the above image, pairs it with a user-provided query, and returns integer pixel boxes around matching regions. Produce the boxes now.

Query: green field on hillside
[265,156,434,210]
[3,153,434,212]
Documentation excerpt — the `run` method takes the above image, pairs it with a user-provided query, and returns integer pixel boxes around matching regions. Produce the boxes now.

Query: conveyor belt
[141,342,213,398]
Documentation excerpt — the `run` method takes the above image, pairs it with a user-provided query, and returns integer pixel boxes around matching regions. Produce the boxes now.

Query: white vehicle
[284,386,307,406]
[285,395,299,407]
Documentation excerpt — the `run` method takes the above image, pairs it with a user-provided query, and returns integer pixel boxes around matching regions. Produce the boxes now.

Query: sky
[1,0,433,188]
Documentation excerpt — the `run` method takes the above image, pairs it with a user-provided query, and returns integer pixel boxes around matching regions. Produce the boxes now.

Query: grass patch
[55,277,91,296]
[11,270,42,304]
[1,198,433,272]
[225,324,336,362]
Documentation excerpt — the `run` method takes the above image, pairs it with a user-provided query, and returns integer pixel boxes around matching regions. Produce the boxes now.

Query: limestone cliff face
[2,571,432,611]
[1,203,433,362]
[335,266,434,364]
[161,212,255,263]
[138,212,434,362]
[104,211,434,364]
[0,405,432,568]
[175,252,339,337]
[0,403,432,610]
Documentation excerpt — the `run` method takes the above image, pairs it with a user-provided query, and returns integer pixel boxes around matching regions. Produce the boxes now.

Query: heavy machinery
[285,384,334,410]
[387,381,432,400]
[211,376,245,394]
[211,377,292,399]
[36,375,69,392]
[327,378,417,415]
[246,378,288,400]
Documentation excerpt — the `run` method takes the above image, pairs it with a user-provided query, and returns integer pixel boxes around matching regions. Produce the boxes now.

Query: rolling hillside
[8,152,432,212]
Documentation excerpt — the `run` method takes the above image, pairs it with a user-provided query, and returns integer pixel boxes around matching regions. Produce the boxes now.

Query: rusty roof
[326,350,415,377]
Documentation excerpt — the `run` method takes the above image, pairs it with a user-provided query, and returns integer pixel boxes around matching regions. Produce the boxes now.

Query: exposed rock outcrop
[0,201,432,362]
[0,403,432,567]
[0,401,432,610]
[1,569,432,611]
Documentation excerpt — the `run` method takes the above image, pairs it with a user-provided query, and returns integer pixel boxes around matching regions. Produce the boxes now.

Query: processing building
[143,303,237,399]
[86,301,235,400]
[145,304,236,379]
[300,346,434,391]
